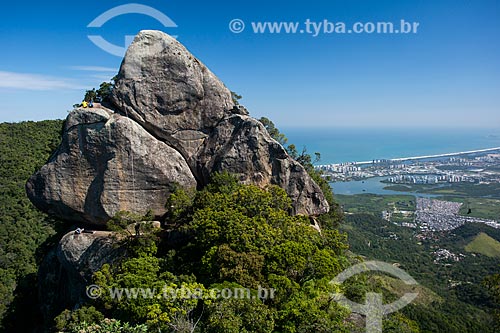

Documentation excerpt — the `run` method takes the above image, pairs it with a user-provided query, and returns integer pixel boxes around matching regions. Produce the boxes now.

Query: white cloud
[0,71,85,91]
[69,66,118,72]
[90,74,116,81]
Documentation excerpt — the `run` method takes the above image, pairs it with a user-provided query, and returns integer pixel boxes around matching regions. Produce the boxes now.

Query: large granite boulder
[112,30,244,170]
[26,108,196,224]
[27,30,329,225]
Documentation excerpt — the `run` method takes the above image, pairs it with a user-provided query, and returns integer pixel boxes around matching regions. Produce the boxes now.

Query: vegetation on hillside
[465,232,500,258]
[70,172,352,332]
[0,120,65,331]
[340,211,500,332]
[0,118,497,332]
[382,181,500,199]
[53,172,420,332]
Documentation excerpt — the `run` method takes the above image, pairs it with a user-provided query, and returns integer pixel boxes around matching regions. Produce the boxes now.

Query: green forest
[0,120,498,332]
[0,120,65,330]
[341,210,500,332]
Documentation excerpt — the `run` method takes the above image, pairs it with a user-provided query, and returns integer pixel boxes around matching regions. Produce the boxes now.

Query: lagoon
[330,177,437,197]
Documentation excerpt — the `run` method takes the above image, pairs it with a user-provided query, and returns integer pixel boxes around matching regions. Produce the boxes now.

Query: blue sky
[1,0,499,128]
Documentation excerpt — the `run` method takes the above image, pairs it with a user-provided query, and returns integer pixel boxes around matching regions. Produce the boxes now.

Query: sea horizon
[281,127,500,165]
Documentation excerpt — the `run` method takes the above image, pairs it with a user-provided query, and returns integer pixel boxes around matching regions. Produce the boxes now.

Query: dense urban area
[323,149,500,233]
[318,148,500,183]
[385,197,500,231]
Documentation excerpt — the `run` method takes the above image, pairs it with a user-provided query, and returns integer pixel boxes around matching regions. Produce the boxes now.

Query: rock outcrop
[27,30,329,225]
[197,115,329,214]
[39,230,125,321]
[111,30,247,181]
[27,108,196,224]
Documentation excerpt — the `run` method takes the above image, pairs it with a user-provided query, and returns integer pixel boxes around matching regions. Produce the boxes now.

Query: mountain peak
[26,30,329,225]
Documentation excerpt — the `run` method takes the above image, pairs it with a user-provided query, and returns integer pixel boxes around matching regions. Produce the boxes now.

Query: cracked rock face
[111,30,243,171]
[38,230,126,320]
[196,115,329,215]
[26,108,196,224]
[26,30,329,225]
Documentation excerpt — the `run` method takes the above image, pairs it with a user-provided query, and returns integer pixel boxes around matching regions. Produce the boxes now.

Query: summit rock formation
[26,30,329,225]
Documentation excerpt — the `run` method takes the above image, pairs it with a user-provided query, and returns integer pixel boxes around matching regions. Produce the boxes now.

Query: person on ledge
[135,223,140,237]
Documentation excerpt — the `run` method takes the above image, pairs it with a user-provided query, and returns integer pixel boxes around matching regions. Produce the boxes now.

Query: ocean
[281,127,500,165]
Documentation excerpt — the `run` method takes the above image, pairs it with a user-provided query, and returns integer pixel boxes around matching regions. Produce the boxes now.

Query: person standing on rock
[135,223,140,237]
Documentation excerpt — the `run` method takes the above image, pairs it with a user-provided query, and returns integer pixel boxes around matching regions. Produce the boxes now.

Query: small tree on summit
[97,82,113,102]
[84,88,97,103]
[231,91,242,105]
[97,75,118,103]
[80,76,117,105]
[259,117,288,146]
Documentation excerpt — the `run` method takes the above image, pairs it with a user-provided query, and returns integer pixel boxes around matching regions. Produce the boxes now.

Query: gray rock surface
[38,230,125,322]
[197,115,329,215]
[112,30,243,170]
[27,108,196,224]
[57,230,124,279]
[27,30,329,225]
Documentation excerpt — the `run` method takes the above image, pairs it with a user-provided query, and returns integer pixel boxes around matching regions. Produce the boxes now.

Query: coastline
[319,146,500,167]
[283,127,500,165]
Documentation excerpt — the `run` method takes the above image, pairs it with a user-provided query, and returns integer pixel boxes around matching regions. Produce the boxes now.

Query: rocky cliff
[27,30,329,225]
[39,230,126,321]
